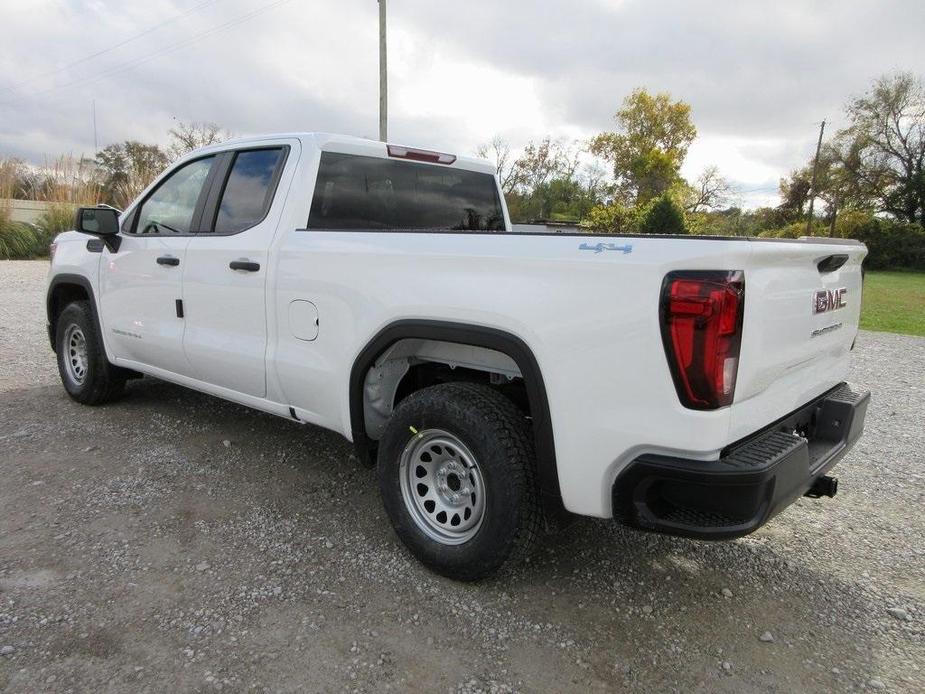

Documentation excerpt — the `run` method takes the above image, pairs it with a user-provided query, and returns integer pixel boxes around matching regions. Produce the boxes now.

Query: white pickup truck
[47,132,870,580]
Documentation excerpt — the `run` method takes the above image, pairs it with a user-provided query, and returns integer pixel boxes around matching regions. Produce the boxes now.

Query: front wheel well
[47,281,92,351]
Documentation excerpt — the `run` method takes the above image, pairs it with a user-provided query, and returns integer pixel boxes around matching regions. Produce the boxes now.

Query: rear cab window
[307,152,505,231]
[212,147,287,234]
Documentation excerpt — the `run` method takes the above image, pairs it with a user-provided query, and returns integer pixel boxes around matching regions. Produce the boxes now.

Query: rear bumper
[611,383,870,540]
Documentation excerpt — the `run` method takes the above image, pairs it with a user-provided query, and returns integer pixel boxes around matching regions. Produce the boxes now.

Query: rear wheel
[377,383,539,581]
[55,301,125,405]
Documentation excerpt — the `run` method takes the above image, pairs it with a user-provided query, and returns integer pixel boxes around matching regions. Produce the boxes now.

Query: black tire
[55,301,125,405]
[377,382,539,581]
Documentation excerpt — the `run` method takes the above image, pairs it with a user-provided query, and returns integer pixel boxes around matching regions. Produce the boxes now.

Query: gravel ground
[0,259,922,693]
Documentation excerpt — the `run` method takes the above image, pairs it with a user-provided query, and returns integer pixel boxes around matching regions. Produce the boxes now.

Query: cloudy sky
[1,0,924,207]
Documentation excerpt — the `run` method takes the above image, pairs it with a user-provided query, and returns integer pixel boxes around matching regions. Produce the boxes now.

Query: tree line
[3,74,925,269]
[0,121,231,211]
[0,121,232,258]
[472,72,924,268]
[477,87,736,234]
[780,73,925,228]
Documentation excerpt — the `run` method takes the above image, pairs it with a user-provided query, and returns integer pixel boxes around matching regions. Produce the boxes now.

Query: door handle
[229,260,260,272]
[156,255,180,266]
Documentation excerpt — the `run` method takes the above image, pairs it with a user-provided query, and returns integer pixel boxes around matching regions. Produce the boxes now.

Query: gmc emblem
[813,287,847,314]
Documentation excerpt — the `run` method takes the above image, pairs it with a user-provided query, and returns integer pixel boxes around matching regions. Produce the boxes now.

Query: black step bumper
[611,383,870,540]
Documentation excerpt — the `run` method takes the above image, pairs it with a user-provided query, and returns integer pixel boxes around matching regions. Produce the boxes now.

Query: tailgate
[729,239,867,441]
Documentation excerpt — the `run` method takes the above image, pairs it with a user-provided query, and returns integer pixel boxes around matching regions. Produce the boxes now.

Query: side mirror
[75,207,121,251]
[75,207,119,236]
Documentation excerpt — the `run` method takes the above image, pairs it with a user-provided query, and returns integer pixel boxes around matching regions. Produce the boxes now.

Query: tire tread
[56,300,125,405]
[378,382,540,581]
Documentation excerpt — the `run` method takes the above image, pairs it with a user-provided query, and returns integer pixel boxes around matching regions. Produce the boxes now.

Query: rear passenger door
[181,142,295,398]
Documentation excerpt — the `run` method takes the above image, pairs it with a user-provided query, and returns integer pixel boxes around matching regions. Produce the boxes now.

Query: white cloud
[1,0,923,208]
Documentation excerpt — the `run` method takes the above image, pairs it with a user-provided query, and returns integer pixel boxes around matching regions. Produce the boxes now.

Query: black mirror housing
[75,207,121,251]
[75,207,119,236]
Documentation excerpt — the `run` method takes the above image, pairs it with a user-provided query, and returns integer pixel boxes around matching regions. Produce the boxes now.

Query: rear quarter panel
[271,230,761,517]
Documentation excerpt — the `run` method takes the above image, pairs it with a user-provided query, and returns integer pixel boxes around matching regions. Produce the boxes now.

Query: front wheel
[377,383,539,581]
[55,301,125,405]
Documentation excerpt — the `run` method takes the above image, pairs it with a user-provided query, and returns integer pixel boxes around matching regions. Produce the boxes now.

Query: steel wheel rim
[399,429,486,545]
[63,324,88,385]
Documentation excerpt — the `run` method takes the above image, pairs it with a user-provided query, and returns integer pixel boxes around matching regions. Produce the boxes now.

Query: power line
[12,0,294,100]
[737,185,780,194]
[0,0,295,107]
[0,0,224,94]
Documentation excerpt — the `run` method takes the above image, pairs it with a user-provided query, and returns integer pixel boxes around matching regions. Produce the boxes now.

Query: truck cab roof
[187,132,496,175]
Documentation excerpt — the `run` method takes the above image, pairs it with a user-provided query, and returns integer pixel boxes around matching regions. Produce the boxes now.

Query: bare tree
[476,136,514,193]
[688,165,734,212]
[507,138,569,194]
[835,72,925,223]
[579,159,610,200]
[560,140,584,181]
[168,120,232,159]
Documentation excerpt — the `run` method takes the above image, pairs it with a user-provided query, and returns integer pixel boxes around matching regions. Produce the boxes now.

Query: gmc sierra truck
[47,132,870,580]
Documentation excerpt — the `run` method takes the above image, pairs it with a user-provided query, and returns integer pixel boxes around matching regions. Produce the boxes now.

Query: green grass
[861,271,925,337]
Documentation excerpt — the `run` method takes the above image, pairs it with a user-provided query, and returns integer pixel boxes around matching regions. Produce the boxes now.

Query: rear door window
[307,152,505,231]
[213,148,286,234]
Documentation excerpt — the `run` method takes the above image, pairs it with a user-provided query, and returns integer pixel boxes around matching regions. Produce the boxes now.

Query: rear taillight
[659,271,745,410]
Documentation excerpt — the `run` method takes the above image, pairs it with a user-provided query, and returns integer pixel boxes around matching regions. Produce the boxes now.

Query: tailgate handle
[817,254,848,273]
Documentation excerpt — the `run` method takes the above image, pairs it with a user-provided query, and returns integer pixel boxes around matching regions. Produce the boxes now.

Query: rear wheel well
[394,361,530,417]
[349,321,562,511]
[361,338,527,442]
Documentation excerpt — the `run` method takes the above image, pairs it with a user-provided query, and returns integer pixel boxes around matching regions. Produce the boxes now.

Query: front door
[181,144,293,398]
[99,155,217,376]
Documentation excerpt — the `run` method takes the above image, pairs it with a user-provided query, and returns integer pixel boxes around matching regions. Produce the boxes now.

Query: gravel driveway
[1,259,922,693]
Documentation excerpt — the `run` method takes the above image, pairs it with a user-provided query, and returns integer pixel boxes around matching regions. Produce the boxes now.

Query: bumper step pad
[612,383,870,540]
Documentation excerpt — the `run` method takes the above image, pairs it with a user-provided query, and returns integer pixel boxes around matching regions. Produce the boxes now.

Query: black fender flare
[349,320,561,505]
[46,274,101,352]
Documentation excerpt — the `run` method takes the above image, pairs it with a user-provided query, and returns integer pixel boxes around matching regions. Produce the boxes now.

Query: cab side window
[132,156,215,235]
[212,148,286,234]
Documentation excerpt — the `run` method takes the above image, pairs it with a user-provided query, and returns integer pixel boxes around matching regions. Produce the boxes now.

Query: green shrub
[583,201,637,233]
[757,212,925,270]
[835,215,925,270]
[637,193,687,234]
[833,210,875,238]
[34,203,76,253]
[0,203,74,259]
[0,208,42,259]
[756,220,832,239]
[758,222,805,239]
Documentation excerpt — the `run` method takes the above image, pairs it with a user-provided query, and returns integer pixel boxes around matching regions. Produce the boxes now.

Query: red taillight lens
[659,271,745,410]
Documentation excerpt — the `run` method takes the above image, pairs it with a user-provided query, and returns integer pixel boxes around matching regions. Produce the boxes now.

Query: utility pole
[92,99,98,151]
[805,119,825,236]
[378,0,387,142]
